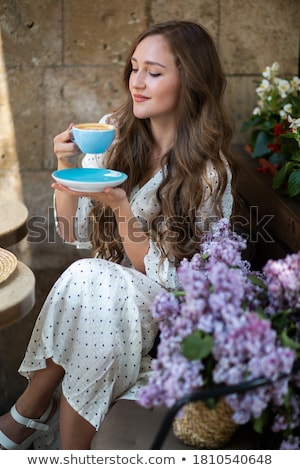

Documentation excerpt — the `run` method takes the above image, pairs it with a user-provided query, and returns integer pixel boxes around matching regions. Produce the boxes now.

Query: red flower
[267,143,280,153]
[256,158,278,175]
[268,121,289,155]
[273,123,286,137]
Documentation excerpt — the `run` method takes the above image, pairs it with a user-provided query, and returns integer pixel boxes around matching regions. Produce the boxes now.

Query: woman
[0,20,235,450]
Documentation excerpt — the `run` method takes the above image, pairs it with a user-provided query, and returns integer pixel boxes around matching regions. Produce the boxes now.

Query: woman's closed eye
[131,68,161,77]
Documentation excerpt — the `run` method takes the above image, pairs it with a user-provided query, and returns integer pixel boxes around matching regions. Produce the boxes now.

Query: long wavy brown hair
[90,20,237,265]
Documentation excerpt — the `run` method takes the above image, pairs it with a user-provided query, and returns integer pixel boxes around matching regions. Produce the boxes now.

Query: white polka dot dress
[19,258,164,429]
[19,153,233,431]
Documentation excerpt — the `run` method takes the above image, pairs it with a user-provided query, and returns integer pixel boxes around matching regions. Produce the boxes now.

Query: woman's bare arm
[53,184,150,272]
[53,124,81,242]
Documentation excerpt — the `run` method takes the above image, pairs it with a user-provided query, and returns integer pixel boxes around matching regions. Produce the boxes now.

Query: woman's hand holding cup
[54,123,81,169]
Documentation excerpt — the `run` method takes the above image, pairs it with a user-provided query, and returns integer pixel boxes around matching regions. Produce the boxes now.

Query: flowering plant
[138,219,300,449]
[241,63,300,197]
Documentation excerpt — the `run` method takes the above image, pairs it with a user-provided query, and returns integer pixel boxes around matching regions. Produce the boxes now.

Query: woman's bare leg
[0,358,64,448]
[59,394,96,450]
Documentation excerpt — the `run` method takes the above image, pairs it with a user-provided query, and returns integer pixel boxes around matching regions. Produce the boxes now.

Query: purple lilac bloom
[263,252,300,313]
[177,259,209,301]
[272,393,300,437]
[280,436,300,450]
[272,413,289,432]
[138,350,204,407]
[212,312,295,423]
[207,238,246,268]
[151,292,179,321]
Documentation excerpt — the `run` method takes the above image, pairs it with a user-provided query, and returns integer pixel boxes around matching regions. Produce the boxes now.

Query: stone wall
[0,0,299,410]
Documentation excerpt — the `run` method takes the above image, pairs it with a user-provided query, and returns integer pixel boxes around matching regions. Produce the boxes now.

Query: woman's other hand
[51,184,128,210]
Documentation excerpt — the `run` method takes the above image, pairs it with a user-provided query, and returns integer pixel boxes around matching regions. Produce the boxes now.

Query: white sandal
[0,399,59,450]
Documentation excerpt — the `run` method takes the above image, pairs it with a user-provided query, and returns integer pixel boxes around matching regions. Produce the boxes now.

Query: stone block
[21,171,53,217]
[219,0,300,75]
[150,0,219,41]
[0,67,44,172]
[225,76,258,144]
[0,0,62,67]
[64,0,147,66]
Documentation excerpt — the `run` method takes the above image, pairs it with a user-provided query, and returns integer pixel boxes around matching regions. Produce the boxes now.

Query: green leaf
[272,160,297,190]
[174,290,185,297]
[280,135,299,156]
[248,275,266,289]
[181,330,214,361]
[253,408,272,434]
[288,170,300,198]
[253,415,264,434]
[281,133,298,140]
[272,166,288,189]
[252,131,273,158]
[280,330,300,351]
[204,397,217,410]
[270,312,289,331]
[290,152,300,163]
[260,119,278,131]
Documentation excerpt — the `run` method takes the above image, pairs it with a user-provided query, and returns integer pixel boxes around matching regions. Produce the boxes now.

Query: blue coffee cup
[72,123,115,154]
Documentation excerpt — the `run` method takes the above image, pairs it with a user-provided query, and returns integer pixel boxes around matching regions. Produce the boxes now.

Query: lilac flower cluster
[138,218,300,449]
[263,253,300,314]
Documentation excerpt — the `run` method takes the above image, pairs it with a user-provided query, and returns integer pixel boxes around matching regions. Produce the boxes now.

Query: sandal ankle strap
[10,399,53,432]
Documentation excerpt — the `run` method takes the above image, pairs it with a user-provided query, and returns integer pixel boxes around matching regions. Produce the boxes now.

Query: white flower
[262,66,272,80]
[287,115,300,131]
[290,76,300,92]
[276,79,290,98]
[256,79,270,96]
[279,110,287,119]
[271,62,280,73]
[283,103,292,114]
[253,107,261,116]
[263,63,279,80]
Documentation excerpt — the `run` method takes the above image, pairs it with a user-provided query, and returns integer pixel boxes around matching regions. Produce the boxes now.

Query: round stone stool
[0,200,28,248]
[0,260,35,329]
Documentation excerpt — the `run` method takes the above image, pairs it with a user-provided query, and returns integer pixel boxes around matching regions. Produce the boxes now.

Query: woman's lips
[133,94,150,103]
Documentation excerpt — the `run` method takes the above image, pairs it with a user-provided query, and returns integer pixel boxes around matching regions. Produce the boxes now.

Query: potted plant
[241,63,300,197]
[138,219,300,449]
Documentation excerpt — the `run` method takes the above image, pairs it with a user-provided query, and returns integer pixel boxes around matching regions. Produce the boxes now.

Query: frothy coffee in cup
[72,122,115,154]
[74,123,114,131]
